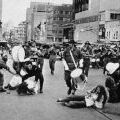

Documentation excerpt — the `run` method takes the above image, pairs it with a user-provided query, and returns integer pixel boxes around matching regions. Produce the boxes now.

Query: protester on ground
[57,85,108,109]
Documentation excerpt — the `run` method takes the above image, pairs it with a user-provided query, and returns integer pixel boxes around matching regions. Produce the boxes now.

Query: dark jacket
[22,65,41,81]
[63,47,82,70]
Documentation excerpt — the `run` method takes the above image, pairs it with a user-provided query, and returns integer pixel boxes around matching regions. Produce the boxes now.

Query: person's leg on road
[0,72,6,92]
[64,70,72,95]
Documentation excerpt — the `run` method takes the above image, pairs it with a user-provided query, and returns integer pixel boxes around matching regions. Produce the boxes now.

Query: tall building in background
[0,0,2,41]
[26,2,72,44]
[74,0,120,43]
[47,4,72,43]
[26,2,53,43]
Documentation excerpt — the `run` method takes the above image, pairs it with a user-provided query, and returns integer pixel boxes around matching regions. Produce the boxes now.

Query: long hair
[91,85,108,106]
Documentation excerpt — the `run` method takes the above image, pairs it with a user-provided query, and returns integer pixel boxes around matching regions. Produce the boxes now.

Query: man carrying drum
[63,41,82,95]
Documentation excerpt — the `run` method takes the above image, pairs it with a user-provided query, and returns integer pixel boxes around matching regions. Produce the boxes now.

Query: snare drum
[71,69,83,85]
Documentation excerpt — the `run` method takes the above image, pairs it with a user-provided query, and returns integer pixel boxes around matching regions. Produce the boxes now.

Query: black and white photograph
[0,0,120,120]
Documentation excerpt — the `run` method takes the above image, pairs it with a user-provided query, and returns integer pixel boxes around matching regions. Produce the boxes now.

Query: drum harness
[70,50,87,91]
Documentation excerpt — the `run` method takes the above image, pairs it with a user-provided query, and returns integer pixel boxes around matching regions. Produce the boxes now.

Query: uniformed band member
[63,41,82,95]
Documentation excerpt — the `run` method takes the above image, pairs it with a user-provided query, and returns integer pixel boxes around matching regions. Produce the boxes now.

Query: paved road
[0,59,120,120]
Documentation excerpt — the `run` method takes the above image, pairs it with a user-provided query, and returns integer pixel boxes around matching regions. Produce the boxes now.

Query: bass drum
[106,62,119,74]
[71,68,86,90]
[12,46,25,62]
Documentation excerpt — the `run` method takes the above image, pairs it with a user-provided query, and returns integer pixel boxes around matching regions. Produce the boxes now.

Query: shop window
[110,13,120,20]
[59,17,63,21]
[60,11,63,14]
[59,30,62,33]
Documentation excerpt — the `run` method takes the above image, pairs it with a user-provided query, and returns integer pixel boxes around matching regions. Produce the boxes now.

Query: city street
[0,59,120,120]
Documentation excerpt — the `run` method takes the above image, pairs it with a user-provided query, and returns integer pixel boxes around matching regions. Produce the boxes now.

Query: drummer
[63,40,82,95]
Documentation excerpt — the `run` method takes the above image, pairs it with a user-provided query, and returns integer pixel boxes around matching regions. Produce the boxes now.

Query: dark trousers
[83,58,90,77]
[64,70,72,89]
[60,95,86,108]
[13,62,23,75]
[35,71,44,91]
[64,70,77,92]
[49,59,56,72]
[0,72,4,89]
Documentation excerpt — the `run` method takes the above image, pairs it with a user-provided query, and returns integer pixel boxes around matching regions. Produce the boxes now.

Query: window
[59,17,63,21]
[60,11,63,14]
[53,17,58,21]
[75,0,89,13]
[110,13,120,20]
[52,30,57,33]
[59,30,62,33]
[65,11,69,14]
[116,31,118,39]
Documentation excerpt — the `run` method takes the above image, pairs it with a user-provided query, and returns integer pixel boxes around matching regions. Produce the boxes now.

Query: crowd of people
[0,40,120,110]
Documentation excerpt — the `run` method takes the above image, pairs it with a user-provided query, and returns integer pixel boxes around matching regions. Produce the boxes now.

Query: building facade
[47,4,72,43]
[0,0,2,41]
[26,2,53,43]
[12,21,27,44]
[74,0,120,43]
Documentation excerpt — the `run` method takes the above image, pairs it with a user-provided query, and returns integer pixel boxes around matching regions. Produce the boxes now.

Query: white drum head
[18,47,25,62]
[71,68,82,78]
[106,62,119,74]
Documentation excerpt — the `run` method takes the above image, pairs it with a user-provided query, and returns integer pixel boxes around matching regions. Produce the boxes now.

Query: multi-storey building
[74,0,120,43]
[47,4,72,43]
[13,21,27,44]
[26,2,53,43]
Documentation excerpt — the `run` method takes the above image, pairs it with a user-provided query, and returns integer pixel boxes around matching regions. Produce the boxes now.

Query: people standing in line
[49,45,57,75]
[63,41,82,95]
